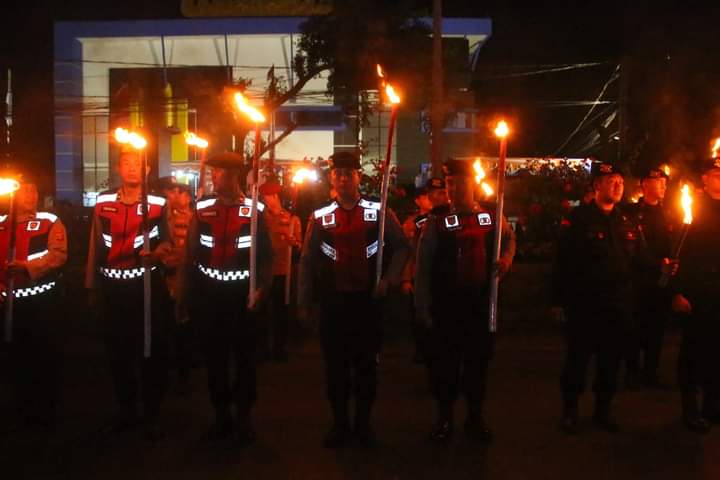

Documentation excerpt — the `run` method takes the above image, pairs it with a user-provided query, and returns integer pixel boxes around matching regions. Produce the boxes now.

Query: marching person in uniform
[298,151,409,449]
[156,176,195,395]
[414,159,515,444]
[551,162,667,435]
[1,173,67,433]
[259,178,301,363]
[401,178,449,364]
[624,166,673,389]
[85,148,172,441]
[672,156,720,433]
[177,152,272,444]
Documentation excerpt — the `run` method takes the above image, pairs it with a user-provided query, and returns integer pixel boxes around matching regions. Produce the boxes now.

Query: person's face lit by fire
[641,177,667,205]
[702,168,720,199]
[428,188,448,208]
[117,151,146,187]
[16,183,38,215]
[211,167,241,198]
[414,193,432,213]
[594,173,624,206]
[330,167,360,201]
[446,174,475,210]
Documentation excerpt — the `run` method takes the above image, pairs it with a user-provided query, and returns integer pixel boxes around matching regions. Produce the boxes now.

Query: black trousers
[561,306,631,402]
[319,292,381,423]
[100,277,169,422]
[268,275,289,355]
[3,290,62,424]
[428,294,494,418]
[193,280,257,416]
[677,295,720,401]
[627,286,669,378]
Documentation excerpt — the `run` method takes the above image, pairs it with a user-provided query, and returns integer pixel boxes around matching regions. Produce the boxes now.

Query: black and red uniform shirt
[193,196,265,282]
[431,207,496,294]
[0,211,61,291]
[94,190,166,276]
[313,198,381,293]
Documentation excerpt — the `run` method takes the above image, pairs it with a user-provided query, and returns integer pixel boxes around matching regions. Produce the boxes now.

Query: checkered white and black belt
[100,266,156,280]
[2,281,56,298]
[197,264,250,282]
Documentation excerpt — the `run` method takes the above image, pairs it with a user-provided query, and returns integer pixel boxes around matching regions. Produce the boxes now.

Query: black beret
[442,159,474,177]
[591,162,621,179]
[206,152,245,170]
[425,177,446,190]
[639,166,669,180]
[329,151,361,170]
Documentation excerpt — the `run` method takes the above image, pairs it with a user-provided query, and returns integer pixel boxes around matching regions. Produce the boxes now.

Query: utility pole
[430,0,444,177]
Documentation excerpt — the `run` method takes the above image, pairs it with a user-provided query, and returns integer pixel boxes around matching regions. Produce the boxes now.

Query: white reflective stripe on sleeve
[27,249,49,261]
[320,241,337,261]
[0,215,7,222]
[200,234,214,248]
[237,235,252,249]
[96,193,118,204]
[359,199,381,210]
[366,240,379,258]
[35,212,58,223]
[133,225,160,249]
[196,198,217,210]
[243,198,265,212]
[147,195,166,207]
[102,234,113,248]
[313,202,339,219]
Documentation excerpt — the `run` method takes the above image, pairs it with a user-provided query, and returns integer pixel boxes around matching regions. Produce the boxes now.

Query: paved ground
[2,264,720,479]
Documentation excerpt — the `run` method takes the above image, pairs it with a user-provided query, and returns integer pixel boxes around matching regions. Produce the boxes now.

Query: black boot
[683,390,710,434]
[593,394,619,433]
[560,394,580,435]
[354,401,377,448]
[429,402,454,444]
[204,405,234,442]
[323,403,351,449]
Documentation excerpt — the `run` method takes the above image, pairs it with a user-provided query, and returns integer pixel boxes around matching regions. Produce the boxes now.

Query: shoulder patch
[321,213,337,229]
[26,221,41,231]
[444,215,461,231]
[364,209,378,222]
[477,213,492,226]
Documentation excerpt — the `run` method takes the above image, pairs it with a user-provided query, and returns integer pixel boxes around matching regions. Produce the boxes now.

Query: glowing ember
[494,121,509,139]
[114,127,147,150]
[680,183,693,225]
[473,160,486,184]
[233,92,266,123]
[712,138,720,158]
[184,131,209,149]
[0,178,20,196]
[292,168,318,185]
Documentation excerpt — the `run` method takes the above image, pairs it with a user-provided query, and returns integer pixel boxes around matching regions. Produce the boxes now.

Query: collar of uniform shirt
[117,186,143,205]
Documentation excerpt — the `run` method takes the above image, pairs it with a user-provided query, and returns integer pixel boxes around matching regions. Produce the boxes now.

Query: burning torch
[184,132,209,199]
[375,65,401,288]
[489,120,510,333]
[658,183,693,288]
[1,177,20,342]
[114,127,153,358]
[286,167,317,305]
[233,92,266,304]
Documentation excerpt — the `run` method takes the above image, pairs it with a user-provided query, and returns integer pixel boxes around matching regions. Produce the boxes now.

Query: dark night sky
[1,0,719,193]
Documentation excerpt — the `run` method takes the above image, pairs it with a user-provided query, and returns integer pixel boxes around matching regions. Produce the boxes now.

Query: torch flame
[376,64,385,79]
[494,120,509,139]
[712,138,720,158]
[292,167,318,185]
[184,131,208,149]
[661,164,671,177]
[233,92,266,123]
[385,84,401,105]
[114,127,147,150]
[680,183,693,225]
[0,178,20,196]
[473,159,486,184]
[481,182,494,197]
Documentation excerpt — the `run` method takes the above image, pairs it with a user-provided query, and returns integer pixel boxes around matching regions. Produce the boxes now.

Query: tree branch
[268,63,330,110]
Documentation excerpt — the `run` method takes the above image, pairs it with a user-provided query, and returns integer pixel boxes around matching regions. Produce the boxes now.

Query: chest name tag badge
[364,209,378,222]
[27,221,41,231]
[322,213,336,229]
[239,206,252,218]
[477,213,492,226]
[101,206,117,213]
[200,210,218,218]
[444,215,461,231]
